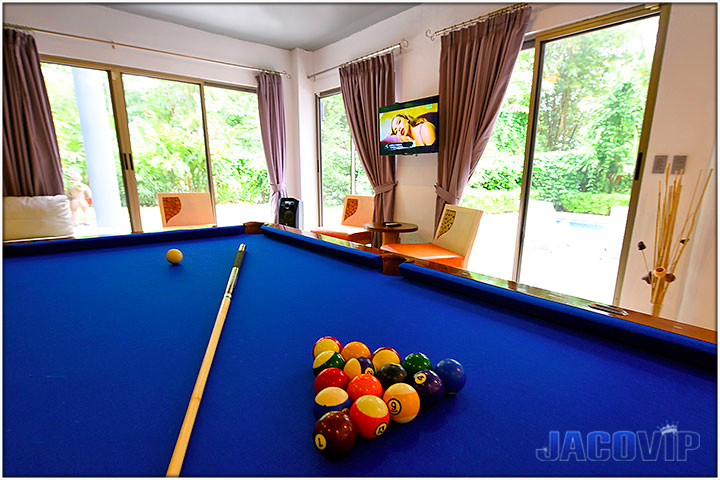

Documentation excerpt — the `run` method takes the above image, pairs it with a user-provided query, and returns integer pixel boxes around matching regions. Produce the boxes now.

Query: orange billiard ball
[347,373,383,401]
[166,249,183,264]
[341,341,372,361]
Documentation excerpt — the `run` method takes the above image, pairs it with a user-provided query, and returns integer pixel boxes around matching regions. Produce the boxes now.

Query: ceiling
[100,3,418,51]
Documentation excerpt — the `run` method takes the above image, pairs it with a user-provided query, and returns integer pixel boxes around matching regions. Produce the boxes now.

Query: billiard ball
[343,356,375,380]
[371,346,401,371]
[375,363,408,390]
[313,351,345,376]
[340,341,372,361]
[349,395,390,439]
[166,249,183,264]
[313,336,342,358]
[409,369,444,408]
[313,411,356,458]
[383,382,421,424]
[434,358,466,395]
[346,373,383,401]
[401,352,433,376]
[313,386,353,420]
[314,367,349,394]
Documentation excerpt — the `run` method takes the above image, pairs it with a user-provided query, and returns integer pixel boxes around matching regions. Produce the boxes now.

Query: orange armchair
[311,195,374,244]
[380,205,482,269]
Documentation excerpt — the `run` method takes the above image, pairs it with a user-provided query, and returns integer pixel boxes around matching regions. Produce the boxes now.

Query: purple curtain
[3,28,65,197]
[435,6,531,226]
[256,73,288,223]
[339,54,396,242]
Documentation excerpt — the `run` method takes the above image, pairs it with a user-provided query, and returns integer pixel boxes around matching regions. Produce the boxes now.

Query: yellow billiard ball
[166,249,183,264]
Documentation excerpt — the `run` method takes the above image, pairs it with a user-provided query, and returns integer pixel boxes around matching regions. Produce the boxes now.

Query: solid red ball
[313,367,349,394]
[346,373,383,401]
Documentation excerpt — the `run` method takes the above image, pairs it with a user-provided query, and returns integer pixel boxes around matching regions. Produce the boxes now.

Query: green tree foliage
[465,16,658,214]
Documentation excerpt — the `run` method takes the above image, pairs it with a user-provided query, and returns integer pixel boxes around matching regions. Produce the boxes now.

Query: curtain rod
[307,39,408,79]
[425,3,529,41]
[3,22,291,79]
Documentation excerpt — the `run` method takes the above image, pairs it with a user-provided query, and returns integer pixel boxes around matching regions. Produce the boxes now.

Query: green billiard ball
[402,352,433,376]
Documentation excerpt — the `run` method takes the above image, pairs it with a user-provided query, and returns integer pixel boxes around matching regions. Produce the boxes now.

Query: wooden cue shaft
[167,244,247,477]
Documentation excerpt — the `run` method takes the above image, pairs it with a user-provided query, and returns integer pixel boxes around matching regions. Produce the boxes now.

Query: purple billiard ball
[434,358,466,395]
[409,369,444,408]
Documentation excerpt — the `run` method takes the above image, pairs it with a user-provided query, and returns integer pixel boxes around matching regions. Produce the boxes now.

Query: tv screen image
[379,95,439,155]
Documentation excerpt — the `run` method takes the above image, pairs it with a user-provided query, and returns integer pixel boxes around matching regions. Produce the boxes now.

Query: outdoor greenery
[319,93,373,210]
[464,17,656,215]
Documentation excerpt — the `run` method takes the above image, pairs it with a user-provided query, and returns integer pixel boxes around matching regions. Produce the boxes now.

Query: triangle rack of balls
[311,336,466,458]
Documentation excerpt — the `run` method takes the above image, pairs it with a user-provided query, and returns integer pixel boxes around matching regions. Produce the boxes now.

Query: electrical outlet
[671,155,687,174]
[652,155,667,174]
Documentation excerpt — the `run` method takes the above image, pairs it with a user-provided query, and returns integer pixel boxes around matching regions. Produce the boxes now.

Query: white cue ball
[166,249,183,264]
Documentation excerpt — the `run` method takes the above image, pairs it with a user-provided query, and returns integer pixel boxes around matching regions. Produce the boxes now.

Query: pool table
[3,224,716,476]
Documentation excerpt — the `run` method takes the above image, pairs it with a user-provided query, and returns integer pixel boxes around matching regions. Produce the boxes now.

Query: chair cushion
[380,243,464,268]
[3,195,74,241]
[311,225,371,244]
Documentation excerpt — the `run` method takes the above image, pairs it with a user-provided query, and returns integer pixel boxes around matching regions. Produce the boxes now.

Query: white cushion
[3,195,74,241]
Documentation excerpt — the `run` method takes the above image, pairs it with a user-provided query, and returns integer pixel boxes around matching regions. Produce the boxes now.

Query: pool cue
[166,244,246,477]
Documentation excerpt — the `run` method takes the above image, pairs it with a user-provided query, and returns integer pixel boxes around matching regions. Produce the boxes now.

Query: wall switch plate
[671,155,687,174]
[652,155,668,174]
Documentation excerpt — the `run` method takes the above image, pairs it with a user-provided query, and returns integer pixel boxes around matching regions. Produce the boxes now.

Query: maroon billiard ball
[313,411,356,457]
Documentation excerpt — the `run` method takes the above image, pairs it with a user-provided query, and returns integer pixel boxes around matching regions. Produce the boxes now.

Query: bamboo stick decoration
[637,167,713,317]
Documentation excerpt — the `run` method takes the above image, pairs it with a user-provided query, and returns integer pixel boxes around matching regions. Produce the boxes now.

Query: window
[317,92,373,226]
[462,7,664,304]
[41,60,268,235]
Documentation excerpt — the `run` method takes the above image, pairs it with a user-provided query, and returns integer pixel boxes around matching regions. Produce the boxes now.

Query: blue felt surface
[3,228,716,476]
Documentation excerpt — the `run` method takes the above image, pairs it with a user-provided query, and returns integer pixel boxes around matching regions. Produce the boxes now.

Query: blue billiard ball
[434,358,466,395]
[313,387,352,420]
[409,370,444,408]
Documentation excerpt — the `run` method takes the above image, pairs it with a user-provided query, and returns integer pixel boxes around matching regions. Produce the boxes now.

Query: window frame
[39,54,263,233]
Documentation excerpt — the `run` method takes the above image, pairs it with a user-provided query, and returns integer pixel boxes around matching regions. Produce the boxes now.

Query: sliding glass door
[122,74,211,232]
[462,5,667,304]
[41,59,269,235]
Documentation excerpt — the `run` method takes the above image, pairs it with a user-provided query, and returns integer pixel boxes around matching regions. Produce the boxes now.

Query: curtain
[339,53,396,244]
[3,28,65,196]
[435,6,531,226]
[256,72,288,223]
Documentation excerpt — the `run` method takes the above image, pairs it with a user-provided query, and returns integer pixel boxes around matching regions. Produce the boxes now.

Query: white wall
[619,3,717,327]
[308,3,717,328]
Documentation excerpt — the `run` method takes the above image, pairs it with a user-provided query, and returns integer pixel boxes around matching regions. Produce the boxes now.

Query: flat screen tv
[379,95,439,155]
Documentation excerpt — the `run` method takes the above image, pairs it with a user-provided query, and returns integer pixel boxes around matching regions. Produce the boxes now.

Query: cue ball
[166,249,183,264]
[313,411,356,458]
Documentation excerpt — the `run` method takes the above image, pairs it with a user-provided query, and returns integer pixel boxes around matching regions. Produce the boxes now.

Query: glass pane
[461,48,534,280]
[122,74,209,232]
[41,63,130,237]
[319,93,352,226]
[204,86,269,225]
[520,17,659,302]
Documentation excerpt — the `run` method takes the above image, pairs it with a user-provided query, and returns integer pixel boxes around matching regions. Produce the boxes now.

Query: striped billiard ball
[349,395,389,439]
[313,386,352,420]
[383,382,421,423]
[313,351,345,376]
[371,346,401,371]
[343,356,375,380]
[313,336,342,358]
